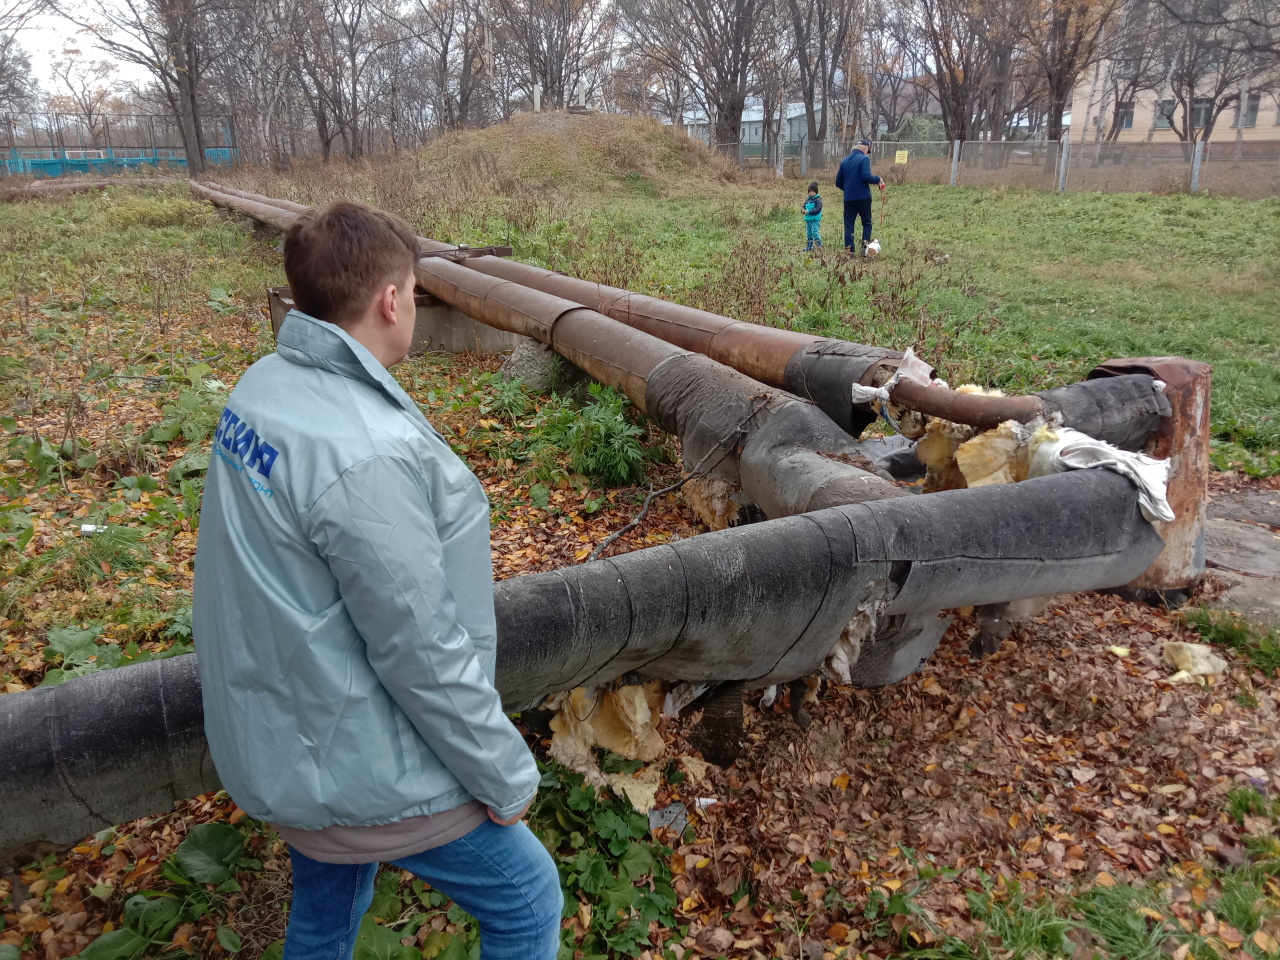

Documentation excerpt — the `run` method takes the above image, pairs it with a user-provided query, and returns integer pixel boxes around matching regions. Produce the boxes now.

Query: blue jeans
[283,820,563,960]
[804,220,822,249]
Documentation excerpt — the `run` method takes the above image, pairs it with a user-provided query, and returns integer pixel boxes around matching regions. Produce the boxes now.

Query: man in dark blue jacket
[834,139,886,255]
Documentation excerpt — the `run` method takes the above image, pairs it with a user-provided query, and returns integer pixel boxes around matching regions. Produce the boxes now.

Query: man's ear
[376,282,400,325]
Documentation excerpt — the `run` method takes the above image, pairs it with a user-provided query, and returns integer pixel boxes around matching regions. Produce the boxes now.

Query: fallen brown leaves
[648,587,1280,957]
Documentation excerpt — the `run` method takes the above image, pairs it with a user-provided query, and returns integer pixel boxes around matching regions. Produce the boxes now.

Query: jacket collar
[275,309,434,433]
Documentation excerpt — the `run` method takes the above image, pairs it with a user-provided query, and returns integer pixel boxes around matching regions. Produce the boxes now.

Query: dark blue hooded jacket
[835,150,881,201]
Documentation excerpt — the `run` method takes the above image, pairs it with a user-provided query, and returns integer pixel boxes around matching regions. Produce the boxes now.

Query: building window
[1191,97,1214,129]
[1116,101,1135,130]
[1233,92,1260,128]
[1154,99,1175,129]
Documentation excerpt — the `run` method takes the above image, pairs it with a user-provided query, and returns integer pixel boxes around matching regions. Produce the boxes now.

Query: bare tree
[401,0,488,130]
[619,0,763,145]
[60,0,211,172]
[917,0,1019,140]
[1022,0,1123,142]
[293,0,406,159]
[866,1,934,137]
[785,0,857,165]
[0,0,46,115]
[490,0,614,110]
[1158,0,1260,142]
[49,49,119,146]
[204,0,299,167]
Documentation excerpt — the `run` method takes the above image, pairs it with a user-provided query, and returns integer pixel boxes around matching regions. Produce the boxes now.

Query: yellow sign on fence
[895,150,910,164]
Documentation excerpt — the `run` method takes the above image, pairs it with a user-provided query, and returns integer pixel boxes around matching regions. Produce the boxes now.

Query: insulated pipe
[461,254,1172,445]
[411,254,910,515]
[195,183,1173,447]
[191,180,907,513]
[0,470,1165,863]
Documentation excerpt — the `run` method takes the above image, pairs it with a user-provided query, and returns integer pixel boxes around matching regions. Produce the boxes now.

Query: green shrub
[542,384,647,486]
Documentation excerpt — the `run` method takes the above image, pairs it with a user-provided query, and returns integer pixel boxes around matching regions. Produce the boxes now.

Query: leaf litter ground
[2,189,1278,960]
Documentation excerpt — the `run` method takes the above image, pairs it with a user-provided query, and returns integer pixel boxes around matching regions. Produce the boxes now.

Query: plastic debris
[1108,645,1131,658]
[850,347,948,436]
[1162,641,1228,682]
[1028,425,1174,522]
[648,802,689,836]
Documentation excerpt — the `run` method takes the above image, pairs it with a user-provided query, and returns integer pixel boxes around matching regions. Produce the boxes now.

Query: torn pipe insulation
[0,468,1165,861]
[411,255,908,516]
[190,183,1170,449]
[884,366,1172,448]
[187,181,906,513]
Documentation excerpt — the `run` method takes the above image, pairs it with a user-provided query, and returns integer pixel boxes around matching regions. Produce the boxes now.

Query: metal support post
[1056,139,1070,193]
[949,139,961,186]
[1090,358,1212,605]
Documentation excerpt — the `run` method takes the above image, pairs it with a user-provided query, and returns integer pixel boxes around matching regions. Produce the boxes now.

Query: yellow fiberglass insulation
[915,385,1010,492]
[955,419,1029,488]
[546,682,667,784]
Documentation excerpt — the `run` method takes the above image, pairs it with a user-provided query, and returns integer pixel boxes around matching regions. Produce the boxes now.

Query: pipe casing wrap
[0,470,1163,859]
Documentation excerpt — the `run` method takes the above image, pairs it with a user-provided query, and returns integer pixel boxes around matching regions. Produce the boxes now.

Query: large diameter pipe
[1,470,1164,862]
[192,183,1173,447]
[199,180,458,254]
[190,180,298,233]
[192,181,904,510]
[458,254,899,434]
[454,256,1172,447]
[412,254,907,514]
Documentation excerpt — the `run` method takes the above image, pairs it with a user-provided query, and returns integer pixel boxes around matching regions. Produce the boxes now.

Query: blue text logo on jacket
[215,406,281,483]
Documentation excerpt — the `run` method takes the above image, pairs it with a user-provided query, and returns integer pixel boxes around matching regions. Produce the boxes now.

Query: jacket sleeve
[862,156,881,185]
[834,162,845,191]
[305,455,538,821]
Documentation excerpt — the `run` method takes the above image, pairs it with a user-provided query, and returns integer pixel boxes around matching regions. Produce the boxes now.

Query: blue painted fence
[2,147,237,178]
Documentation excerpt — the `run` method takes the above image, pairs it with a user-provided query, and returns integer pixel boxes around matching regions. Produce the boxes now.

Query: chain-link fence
[1,113,238,178]
[709,134,1280,199]
[1062,139,1280,200]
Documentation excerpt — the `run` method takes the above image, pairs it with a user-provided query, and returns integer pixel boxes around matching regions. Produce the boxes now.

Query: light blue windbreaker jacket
[192,309,539,830]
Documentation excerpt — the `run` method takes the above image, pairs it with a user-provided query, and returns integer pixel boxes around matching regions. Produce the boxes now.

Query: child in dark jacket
[803,181,823,251]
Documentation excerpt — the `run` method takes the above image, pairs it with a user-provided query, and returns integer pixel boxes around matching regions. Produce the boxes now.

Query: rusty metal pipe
[190,181,905,516]
[199,180,312,215]
[887,379,1046,430]
[187,184,1173,448]
[190,180,299,233]
[1089,358,1211,600]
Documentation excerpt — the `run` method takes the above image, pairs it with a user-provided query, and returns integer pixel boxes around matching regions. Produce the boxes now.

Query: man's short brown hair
[283,201,420,326]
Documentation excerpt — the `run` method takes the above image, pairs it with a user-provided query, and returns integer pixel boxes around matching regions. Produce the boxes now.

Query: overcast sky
[20,3,154,96]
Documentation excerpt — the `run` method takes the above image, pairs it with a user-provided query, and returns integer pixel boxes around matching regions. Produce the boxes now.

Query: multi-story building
[1069,79,1280,152]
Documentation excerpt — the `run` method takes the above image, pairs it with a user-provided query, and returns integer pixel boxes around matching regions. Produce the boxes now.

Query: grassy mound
[218,111,736,209]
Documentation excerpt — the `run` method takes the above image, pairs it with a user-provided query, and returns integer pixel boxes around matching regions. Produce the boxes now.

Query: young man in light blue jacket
[193,202,561,960]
